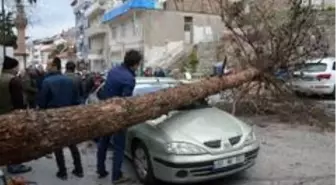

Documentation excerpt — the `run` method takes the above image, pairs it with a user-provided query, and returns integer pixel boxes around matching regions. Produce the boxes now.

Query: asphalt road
[7,117,334,185]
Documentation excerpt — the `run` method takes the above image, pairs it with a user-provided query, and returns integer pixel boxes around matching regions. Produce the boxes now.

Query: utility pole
[1,0,6,56]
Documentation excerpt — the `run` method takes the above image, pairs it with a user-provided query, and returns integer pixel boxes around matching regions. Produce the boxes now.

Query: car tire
[132,141,156,185]
[295,91,304,97]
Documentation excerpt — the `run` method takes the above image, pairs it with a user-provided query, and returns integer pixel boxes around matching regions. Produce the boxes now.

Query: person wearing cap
[0,56,32,174]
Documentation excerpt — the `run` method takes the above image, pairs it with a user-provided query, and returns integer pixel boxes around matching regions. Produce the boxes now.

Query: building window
[88,38,91,50]
[121,23,126,37]
[84,19,89,28]
[184,16,193,31]
[112,27,117,39]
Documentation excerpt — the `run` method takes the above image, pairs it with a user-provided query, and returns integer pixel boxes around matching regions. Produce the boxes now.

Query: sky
[26,0,75,39]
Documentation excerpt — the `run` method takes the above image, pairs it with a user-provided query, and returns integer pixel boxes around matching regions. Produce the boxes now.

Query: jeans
[97,130,126,181]
[54,145,83,174]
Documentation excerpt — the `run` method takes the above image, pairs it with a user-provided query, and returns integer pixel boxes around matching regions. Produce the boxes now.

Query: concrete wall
[318,11,335,56]
[142,10,223,47]
[104,9,224,68]
[105,10,144,66]
[142,10,224,67]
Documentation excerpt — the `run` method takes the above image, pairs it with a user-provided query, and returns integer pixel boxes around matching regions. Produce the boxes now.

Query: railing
[149,43,193,69]
[148,44,183,66]
[162,44,194,69]
[86,26,106,37]
[90,48,104,55]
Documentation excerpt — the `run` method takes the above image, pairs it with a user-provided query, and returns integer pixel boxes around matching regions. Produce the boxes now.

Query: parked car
[86,77,259,184]
[291,57,335,97]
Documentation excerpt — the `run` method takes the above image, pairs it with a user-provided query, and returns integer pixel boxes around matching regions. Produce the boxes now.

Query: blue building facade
[71,0,92,61]
[102,0,161,23]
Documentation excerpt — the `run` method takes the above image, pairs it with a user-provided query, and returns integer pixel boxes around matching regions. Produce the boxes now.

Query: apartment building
[84,0,114,72]
[27,38,54,68]
[102,0,224,69]
[27,31,77,71]
[71,0,92,60]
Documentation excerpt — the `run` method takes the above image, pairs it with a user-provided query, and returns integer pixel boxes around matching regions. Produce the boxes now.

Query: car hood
[154,107,248,144]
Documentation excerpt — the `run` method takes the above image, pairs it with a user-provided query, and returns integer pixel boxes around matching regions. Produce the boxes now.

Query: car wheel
[132,141,156,185]
[295,91,304,97]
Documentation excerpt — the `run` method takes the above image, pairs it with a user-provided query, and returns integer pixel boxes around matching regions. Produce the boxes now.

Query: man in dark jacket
[0,56,32,174]
[22,67,38,108]
[97,50,142,184]
[64,61,84,102]
[38,57,83,180]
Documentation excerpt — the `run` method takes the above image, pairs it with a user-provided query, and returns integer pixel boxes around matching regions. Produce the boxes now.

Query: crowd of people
[0,50,143,184]
[144,66,166,77]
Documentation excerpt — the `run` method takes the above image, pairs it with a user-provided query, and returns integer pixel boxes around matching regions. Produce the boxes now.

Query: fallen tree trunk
[0,68,259,165]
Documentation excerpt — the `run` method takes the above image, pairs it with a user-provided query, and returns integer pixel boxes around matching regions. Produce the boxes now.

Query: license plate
[213,155,245,169]
[301,76,315,81]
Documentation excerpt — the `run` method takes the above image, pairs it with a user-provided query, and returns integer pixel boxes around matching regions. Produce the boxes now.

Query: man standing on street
[97,50,142,184]
[0,56,32,174]
[64,61,84,102]
[38,57,83,180]
[22,67,38,108]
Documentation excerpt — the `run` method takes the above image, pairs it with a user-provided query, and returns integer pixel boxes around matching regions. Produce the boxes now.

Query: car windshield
[134,83,176,95]
[134,83,210,110]
[300,63,327,72]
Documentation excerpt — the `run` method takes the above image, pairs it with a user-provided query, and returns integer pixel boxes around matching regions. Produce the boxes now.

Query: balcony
[72,0,91,13]
[86,25,106,37]
[88,48,104,60]
[85,0,106,19]
[91,48,104,55]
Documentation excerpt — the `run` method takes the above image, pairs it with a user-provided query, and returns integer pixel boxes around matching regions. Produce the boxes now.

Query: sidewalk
[9,143,140,185]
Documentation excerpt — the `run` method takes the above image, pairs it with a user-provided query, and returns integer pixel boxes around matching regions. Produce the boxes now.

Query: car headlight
[244,128,256,145]
[166,142,208,155]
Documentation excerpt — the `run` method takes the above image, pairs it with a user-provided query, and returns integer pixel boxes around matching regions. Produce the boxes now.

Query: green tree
[188,48,199,73]
[0,12,17,48]
[0,0,37,47]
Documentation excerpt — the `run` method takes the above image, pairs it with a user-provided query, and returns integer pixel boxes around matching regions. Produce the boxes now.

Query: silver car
[86,77,259,184]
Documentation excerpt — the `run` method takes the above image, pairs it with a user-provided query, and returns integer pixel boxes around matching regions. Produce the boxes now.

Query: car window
[301,63,327,72]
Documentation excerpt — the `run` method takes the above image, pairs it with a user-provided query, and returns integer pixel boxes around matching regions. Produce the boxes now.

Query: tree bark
[0,68,259,165]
